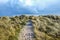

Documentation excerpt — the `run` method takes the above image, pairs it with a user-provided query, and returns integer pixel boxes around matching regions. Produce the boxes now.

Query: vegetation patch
[0,15,60,40]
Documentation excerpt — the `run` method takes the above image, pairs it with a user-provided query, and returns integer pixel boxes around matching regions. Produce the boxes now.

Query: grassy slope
[32,15,60,40]
[0,15,28,40]
[0,15,60,40]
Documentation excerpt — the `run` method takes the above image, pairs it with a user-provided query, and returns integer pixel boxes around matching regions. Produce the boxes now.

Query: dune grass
[32,15,60,40]
[0,15,60,40]
[0,15,28,40]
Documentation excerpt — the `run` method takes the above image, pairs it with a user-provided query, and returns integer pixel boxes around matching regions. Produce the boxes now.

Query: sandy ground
[18,22,35,40]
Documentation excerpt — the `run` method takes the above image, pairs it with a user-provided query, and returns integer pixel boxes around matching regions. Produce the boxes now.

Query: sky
[0,0,60,16]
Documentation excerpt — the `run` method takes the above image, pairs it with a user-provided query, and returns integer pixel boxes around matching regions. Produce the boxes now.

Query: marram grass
[0,15,60,40]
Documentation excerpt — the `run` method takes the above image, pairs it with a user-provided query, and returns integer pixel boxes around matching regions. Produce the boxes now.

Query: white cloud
[19,0,59,10]
[0,0,9,3]
[18,0,60,14]
[24,0,33,6]
[19,0,24,3]
[19,0,34,6]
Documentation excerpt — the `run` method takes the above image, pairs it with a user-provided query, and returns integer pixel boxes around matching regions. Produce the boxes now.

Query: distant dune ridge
[0,15,60,40]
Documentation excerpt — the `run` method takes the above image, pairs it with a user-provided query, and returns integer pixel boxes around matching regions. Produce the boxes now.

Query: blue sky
[0,0,60,16]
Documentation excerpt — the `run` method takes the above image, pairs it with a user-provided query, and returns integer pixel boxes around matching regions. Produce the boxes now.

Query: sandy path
[18,22,35,40]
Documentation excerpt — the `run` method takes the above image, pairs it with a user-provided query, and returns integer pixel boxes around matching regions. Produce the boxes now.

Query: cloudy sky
[0,0,60,16]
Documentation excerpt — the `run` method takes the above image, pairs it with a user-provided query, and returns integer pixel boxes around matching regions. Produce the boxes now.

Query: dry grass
[0,15,60,40]
[0,15,27,40]
[32,15,60,40]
